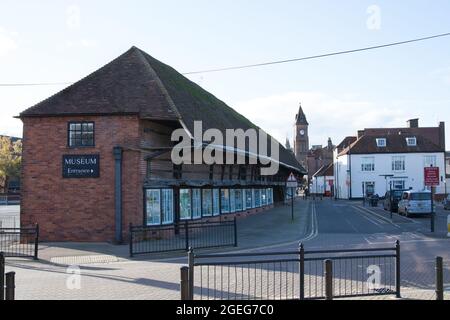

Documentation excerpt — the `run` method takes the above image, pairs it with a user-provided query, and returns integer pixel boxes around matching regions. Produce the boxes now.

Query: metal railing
[130,219,237,257]
[1,252,16,300]
[0,225,39,260]
[182,241,400,300]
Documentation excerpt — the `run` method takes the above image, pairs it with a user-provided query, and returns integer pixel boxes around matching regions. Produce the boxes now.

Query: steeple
[295,104,309,125]
[285,138,292,151]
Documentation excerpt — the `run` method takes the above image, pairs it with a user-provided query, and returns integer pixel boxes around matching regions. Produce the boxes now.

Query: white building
[334,119,446,199]
[310,163,334,196]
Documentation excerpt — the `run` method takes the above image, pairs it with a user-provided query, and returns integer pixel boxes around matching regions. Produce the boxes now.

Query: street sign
[63,154,100,179]
[286,173,298,189]
[424,167,440,187]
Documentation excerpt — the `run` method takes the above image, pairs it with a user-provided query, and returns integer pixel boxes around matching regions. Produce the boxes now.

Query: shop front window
[192,189,202,219]
[254,189,261,207]
[213,189,220,216]
[230,189,236,213]
[180,189,192,220]
[261,189,267,206]
[146,190,161,226]
[246,189,253,209]
[202,189,213,217]
[235,189,243,212]
[221,189,230,214]
[161,189,174,224]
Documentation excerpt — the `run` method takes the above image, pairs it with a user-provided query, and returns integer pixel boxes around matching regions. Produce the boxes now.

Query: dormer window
[376,138,386,147]
[406,137,417,147]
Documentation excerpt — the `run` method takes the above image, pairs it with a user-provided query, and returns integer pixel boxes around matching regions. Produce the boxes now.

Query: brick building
[18,47,305,243]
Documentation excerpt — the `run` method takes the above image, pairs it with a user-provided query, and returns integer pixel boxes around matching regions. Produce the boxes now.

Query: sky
[1,0,450,149]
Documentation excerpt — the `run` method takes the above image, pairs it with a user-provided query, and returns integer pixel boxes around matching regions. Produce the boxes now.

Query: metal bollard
[188,248,194,300]
[436,257,444,301]
[180,267,190,300]
[324,259,333,300]
[5,272,15,301]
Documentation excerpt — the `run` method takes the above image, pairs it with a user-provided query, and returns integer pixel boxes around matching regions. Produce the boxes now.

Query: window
[161,189,174,224]
[261,189,267,206]
[391,180,405,190]
[363,182,375,197]
[180,189,192,220]
[376,138,386,147]
[146,190,161,226]
[68,122,94,147]
[254,189,261,207]
[230,189,236,213]
[251,189,256,208]
[146,160,152,179]
[235,189,243,212]
[267,188,274,204]
[424,155,437,168]
[192,189,202,219]
[245,189,253,209]
[202,189,213,217]
[213,189,220,216]
[406,137,417,147]
[361,157,375,172]
[221,189,230,214]
[392,156,406,171]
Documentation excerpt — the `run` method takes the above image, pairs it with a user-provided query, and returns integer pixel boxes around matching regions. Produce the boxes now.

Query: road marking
[355,205,402,229]
[352,206,386,228]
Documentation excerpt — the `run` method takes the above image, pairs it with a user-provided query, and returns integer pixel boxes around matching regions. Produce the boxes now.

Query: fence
[181,241,400,300]
[130,219,237,257]
[0,225,39,260]
[0,252,16,300]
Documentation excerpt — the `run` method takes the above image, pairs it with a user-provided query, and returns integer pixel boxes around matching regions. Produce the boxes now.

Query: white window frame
[406,137,417,147]
[376,138,387,147]
[424,155,437,168]
[392,156,406,172]
[361,157,375,172]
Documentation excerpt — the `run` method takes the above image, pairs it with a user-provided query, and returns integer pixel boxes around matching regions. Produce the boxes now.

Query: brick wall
[21,115,142,242]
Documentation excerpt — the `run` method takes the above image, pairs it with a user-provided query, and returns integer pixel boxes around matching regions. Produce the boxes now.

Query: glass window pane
[246,189,253,209]
[230,189,236,213]
[192,189,202,219]
[146,190,161,226]
[213,189,220,216]
[221,189,230,214]
[180,189,192,220]
[235,189,243,211]
[161,189,174,224]
[202,189,213,217]
[255,189,261,207]
[261,189,267,206]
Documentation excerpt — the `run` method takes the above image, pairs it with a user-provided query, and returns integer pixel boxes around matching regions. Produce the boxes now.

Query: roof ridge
[132,48,182,120]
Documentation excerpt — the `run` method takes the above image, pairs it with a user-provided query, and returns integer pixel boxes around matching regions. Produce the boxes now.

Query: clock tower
[294,104,309,169]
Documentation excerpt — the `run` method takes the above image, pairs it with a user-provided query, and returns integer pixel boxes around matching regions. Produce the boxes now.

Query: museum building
[18,47,306,242]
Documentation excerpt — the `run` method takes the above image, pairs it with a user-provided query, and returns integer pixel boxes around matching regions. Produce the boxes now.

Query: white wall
[310,175,334,195]
[348,152,446,198]
[334,150,350,199]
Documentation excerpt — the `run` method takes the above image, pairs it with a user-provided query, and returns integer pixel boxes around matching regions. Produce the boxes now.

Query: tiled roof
[19,47,305,173]
[338,133,443,156]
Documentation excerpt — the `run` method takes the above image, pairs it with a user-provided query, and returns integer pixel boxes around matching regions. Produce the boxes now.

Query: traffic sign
[424,167,440,187]
[286,173,298,189]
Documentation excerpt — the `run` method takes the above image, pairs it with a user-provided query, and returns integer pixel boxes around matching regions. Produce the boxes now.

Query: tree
[0,136,22,193]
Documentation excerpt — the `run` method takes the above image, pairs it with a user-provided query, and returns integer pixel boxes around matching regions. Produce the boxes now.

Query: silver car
[398,191,433,217]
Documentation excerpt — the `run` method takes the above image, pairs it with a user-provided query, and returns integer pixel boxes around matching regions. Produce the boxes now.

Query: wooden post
[180,267,190,300]
[324,260,333,300]
[5,272,15,301]
[436,257,444,301]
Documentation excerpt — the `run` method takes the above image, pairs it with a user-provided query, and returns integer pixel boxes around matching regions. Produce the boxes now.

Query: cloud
[0,27,18,57]
[234,91,408,147]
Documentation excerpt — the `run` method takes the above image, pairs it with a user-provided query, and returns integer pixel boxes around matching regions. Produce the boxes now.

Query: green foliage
[0,136,22,191]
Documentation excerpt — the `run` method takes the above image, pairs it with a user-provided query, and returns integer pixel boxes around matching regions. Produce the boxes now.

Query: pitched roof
[19,47,305,173]
[338,133,443,156]
[313,163,334,177]
[295,105,308,125]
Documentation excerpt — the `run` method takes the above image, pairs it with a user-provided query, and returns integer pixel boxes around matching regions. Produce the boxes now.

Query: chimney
[407,118,419,128]
[439,121,446,151]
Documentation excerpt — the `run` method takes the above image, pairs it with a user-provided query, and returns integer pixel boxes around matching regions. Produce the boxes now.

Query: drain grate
[50,255,119,265]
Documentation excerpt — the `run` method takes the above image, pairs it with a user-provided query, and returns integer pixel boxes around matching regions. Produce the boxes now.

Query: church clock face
[299,129,305,136]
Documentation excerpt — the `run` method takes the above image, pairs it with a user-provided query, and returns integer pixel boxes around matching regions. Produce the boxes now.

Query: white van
[398,191,433,217]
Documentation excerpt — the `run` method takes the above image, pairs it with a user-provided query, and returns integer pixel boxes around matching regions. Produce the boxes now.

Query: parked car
[444,195,450,210]
[383,190,408,212]
[398,191,433,217]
